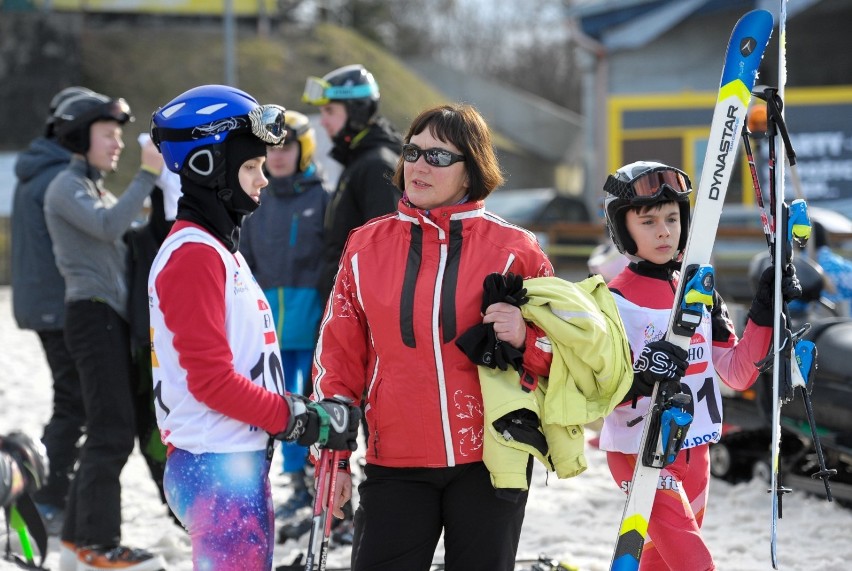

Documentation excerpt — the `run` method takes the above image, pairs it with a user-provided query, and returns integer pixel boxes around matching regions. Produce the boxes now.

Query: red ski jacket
[313,199,554,468]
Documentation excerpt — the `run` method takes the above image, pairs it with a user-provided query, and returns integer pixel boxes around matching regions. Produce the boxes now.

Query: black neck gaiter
[175,179,243,253]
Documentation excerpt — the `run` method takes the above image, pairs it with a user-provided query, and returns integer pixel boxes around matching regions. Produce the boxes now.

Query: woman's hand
[330,471,352,519]
[483,302,526,349]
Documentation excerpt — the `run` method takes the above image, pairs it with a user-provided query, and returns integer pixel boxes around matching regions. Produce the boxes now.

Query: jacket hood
[331,116,403,166]
[14,137,71,184]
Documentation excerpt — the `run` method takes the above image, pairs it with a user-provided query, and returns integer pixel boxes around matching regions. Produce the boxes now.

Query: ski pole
[7,506,35,565]
[790,341,837,500]
[754,86,806,202]
[741,126,773,248]
[304,448,341,571]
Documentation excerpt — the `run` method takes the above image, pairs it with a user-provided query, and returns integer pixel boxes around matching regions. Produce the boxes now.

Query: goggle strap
[603,175,633,200]
[151,118,249,144]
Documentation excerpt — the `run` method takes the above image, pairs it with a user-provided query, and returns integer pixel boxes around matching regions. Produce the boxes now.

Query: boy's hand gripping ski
[609,10,773,571]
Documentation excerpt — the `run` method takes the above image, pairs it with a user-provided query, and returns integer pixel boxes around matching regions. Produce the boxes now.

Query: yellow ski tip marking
[718,79,751,106]
[619,514,650,537]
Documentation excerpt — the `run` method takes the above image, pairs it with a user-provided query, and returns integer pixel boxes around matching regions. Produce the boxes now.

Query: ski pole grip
[788,199,811,247]
[672,264,715,337]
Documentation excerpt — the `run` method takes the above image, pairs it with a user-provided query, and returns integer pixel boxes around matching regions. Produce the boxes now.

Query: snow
[1,284,850,570]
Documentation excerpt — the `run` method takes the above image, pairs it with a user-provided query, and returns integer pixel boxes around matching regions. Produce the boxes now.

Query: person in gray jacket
[44,90,167,570]
[10,86,92,534]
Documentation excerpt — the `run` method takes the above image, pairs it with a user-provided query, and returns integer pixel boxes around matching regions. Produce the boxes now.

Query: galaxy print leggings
[164,448,274,570]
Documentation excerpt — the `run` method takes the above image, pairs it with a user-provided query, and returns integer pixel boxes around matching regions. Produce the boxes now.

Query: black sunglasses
[402,144,465,167]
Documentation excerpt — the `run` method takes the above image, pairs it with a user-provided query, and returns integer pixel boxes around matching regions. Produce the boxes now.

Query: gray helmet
[603,161,692,256]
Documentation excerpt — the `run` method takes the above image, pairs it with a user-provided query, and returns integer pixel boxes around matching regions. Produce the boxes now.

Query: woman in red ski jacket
[312,103,554,570]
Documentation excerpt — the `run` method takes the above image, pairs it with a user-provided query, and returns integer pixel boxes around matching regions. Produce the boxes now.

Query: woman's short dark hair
[392,104,504,201]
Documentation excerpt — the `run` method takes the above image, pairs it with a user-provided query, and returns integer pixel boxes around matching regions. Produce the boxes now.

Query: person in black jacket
[10,86,92,535]
[303,64,403,302]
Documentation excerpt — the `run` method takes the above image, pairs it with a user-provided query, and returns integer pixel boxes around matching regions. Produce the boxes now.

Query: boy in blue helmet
[149,85,360,570]
[239,111,330,521]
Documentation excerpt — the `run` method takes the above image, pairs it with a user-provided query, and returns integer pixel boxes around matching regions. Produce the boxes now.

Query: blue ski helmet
[603,161,692,256]
[150,85,286,188]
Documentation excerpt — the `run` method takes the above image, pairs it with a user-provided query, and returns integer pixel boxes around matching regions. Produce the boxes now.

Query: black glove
[275,395,361,451]
[481,272,529,311]
[456,272,528,372]
[456,324,524,371]
[749,263,802,326]
[622,340,688,404]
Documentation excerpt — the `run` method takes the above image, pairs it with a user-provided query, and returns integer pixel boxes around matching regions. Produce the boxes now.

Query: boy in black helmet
[10,86,93,535]
[598,161,799,570]
[44,91,167,570]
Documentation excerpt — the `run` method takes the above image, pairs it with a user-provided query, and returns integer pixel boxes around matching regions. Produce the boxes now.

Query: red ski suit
[312,199,553,468]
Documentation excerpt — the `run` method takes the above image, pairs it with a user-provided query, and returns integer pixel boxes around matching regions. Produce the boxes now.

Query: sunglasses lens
[402,145,420,163]
[426,149,451,167]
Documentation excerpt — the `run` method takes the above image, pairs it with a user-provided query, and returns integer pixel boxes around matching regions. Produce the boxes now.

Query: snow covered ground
[1,284,850,570]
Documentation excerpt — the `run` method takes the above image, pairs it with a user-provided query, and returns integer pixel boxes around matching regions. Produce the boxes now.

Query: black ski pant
[61,300,136,547]
[351,461,528,571]
[32,329,85,509]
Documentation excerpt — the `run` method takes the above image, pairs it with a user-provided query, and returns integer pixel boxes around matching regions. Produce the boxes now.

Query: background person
[44,90,166,570]
[302,63,403,302]
[303,63,403,542]
[10,86,93,535]
[240,110,330,521]
[312,103,554,571]
[149,84,360,570]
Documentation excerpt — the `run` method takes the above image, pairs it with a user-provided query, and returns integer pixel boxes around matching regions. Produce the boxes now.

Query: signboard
[608,86,852,206]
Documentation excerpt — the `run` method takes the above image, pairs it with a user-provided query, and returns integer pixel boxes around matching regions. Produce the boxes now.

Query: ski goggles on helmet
[151,104,286,147]
[104,98,133,123]
[247,104,287,145]
[604,166,691,204]
[67,98,133,127]
[402,144,465,167]
[302,76,377,106]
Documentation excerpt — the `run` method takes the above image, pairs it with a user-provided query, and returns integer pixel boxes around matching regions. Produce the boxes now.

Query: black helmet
[45,86,96,138]
[603,161,692,257]
[0,431,48,495]
[53,92,134,154]
[303,64,380,132]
